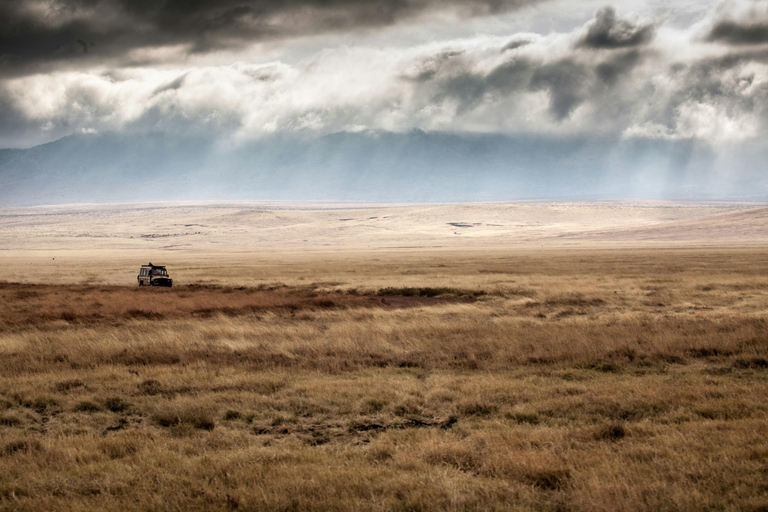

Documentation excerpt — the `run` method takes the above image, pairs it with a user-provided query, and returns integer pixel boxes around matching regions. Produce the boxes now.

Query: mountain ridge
[0,130,764,206]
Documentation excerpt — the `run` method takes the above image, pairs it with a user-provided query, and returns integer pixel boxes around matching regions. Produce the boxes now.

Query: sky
[1,0,767,205]
[0,0,766,151]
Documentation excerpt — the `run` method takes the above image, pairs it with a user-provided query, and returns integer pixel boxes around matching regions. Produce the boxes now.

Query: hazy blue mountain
[0,130,765,206]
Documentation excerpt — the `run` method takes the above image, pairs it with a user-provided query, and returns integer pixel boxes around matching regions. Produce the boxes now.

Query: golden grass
[1,248,768,511]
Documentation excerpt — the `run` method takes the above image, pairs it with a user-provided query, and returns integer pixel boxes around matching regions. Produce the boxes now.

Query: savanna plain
[1,202,768,511]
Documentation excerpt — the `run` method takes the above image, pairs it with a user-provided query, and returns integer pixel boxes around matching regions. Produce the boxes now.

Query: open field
[1,202,768,511]
[2,200,768,254]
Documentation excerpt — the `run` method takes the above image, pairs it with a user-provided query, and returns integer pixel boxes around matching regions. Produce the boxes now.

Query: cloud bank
[2,1,767,150]
[0,0,545,76]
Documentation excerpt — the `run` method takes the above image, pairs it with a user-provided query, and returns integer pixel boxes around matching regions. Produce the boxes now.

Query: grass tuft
[223,410,242,420]
[73,400,102,413]
[138,380,165,395]
[55,379,85,392]
[103,397,130,413]
[377,287,485,298]
[3,439,42,456]
[152,403,216,431]
[0,414,22,427]
[593,422,627,442]
[524,468,571,490]
[506,411,541,425]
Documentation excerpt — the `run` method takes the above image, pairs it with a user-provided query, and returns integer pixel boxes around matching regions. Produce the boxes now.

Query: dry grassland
[1,248,768,511]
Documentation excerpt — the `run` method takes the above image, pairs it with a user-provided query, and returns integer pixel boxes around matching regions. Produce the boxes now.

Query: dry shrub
[523,468,571,490]
[223,409,242,420]
[55,379,85,392]
[0,413,22,427]
[688,347,734,358]
[544,293,606,307]
[484,449,572,490]
[496,287,537,298]
[2,438,42,457]
[73,400,102,413]
[585,361,623,373]
[125,309,164,320]
[733,357,768,369]
[247,378,288,395]
[103,396,130,412]
[114,349,181,366]
[138,379,165,396]
[456,400,499,417]
[366,441,395,463]
[152,401,217,431]
[421,440,484,472]
[59,311,78,322]
[506,411,541,425]
[544,397,661,423]
[360,398,388,414]
[695,402,752,421]
[22,396,58,413]
[593,422,627,442]
[98,431,147,459]
[304,430,331,446]
[393,400,423,417]
[377,286,485,298]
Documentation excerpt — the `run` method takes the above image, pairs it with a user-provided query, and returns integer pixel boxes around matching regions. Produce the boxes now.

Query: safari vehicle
[137,263,173,287]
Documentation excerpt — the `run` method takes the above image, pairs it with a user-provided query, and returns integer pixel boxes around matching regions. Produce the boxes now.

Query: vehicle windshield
[151,268,167,276]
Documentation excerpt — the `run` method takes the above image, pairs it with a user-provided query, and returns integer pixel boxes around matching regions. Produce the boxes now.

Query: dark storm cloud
[623,43,768,141]
[529,59,593,120]
[501,38,532,52]
[405,51,537,114]
[0,1,139,75]
[707,21,768,45]
[0,0,545,76]
[152,73,187,96]
[408,36,649,123]
[577,6,656,49]
[671,51,768,106]
[485,58,536,92]
[595,49,643,85]
[405,50,466,82]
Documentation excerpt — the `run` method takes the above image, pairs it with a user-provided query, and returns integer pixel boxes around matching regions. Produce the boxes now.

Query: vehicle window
[151,268,167,276]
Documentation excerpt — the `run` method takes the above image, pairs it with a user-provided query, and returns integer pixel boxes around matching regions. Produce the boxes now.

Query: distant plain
[1,201,767,511]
